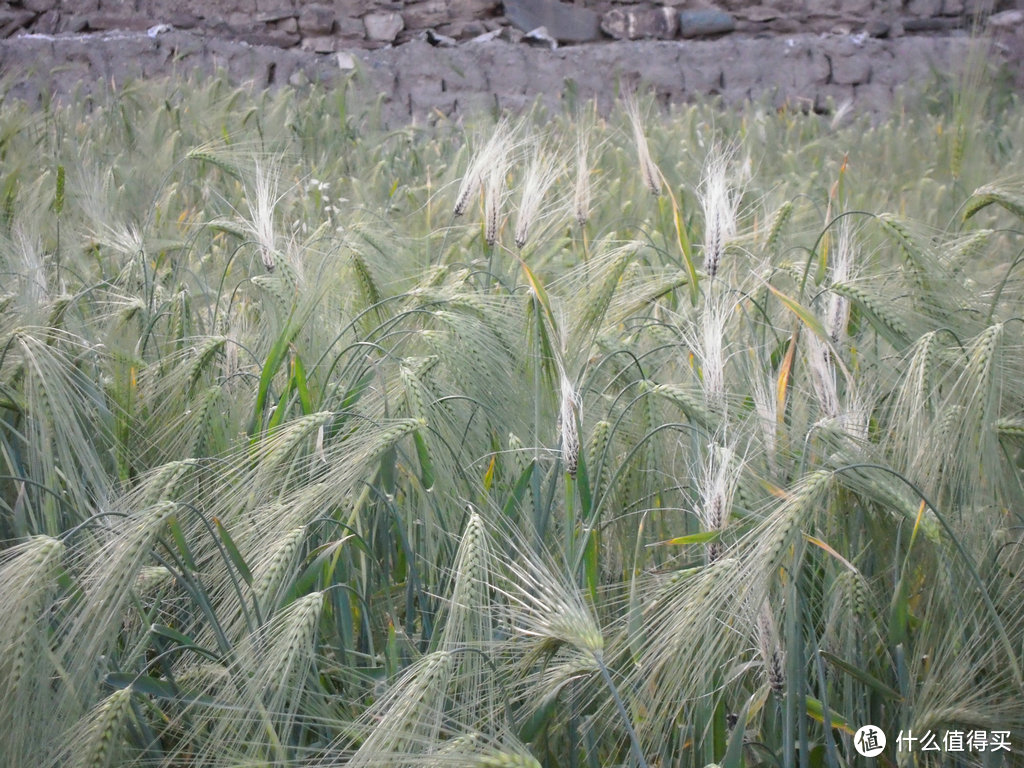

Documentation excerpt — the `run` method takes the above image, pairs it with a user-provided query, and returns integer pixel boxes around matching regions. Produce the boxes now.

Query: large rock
[0,9,36,37]
[403,0,449,29]
[989,10,1024,31]
[906,0,942,16]
[298,4,334,35]
[678,10,735,38]
[601,7,677,40]
[364,11,404,42]
[21,0,58,11]
[504,0,601,43]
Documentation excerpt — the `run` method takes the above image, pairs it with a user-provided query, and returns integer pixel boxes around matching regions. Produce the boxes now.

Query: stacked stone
[0,0,1018,51]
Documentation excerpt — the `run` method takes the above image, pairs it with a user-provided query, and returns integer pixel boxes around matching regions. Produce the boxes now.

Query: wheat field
[0,68,1022,768]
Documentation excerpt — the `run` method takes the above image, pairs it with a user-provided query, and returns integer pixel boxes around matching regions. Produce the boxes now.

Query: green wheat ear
[54,165,65,216]
[67,688,134,768]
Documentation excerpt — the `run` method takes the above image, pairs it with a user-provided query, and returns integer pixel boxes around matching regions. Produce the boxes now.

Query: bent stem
[594,652,649,768]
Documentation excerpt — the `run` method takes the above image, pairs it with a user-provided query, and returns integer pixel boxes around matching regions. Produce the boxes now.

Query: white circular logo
[853,725,886,757]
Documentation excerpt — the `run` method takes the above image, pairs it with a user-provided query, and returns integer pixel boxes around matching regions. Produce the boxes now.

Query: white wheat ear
[699,146,740,278]
[826,218,856,345]
[557,366,581,477]
[698,293,732,411]
[484,158,507,247]
[573,130,592,226]
[454,119,514,218]
[246,157,283,272]
[515,144,560,249]
[756,602,786,696]
[624,93,662,196]
[806,331,839,421]
[697,441,739,562]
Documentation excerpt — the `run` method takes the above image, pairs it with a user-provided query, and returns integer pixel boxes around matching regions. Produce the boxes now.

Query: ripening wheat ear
[515,144,560,249]
[252,525,307,617]
[699,146,740,278]
[57,502,176,691]
[557,365,581,477]
[755,602,786,697]
[750,363,778,473]
[696,442,740,563]
[443,510,495,651]
[688,291,734,411]
[826,218,856,345]
[624,93,662,196]
[495,534,603,656]
[483,150,511,247]
[0,536,64,767]
[805,330,839,420]
[453,119,515,218]
[164,591,325,766]
[56,687,134,768]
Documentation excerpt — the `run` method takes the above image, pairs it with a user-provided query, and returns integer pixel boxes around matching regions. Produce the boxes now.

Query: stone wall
[2,0,1023,123]
[1,0,1021,50]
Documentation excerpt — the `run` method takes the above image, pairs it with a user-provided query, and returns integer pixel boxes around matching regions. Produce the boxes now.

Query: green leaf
[805,696,853,734]
[583,528,599,605]
[889,572,910,646]
[213,516,253,586]
[150,624,222,662]
[721,694,754,768]
[670,192,699,305]
[765,282,828,340]
[105,673,175,699]
[167,515,196,571]
[819,651,902,701]
[250,321,300,437]
[575,442,592,521]
[502,461,535,519]
[653,529,723,547]
[292,351,314,415]
[518,687,561,743]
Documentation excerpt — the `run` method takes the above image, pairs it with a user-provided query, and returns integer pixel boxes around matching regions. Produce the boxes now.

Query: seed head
[625,94,662,196]
[699,147,740,278]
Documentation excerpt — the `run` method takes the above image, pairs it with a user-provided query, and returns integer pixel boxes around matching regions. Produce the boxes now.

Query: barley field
[0,66,1023,768]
